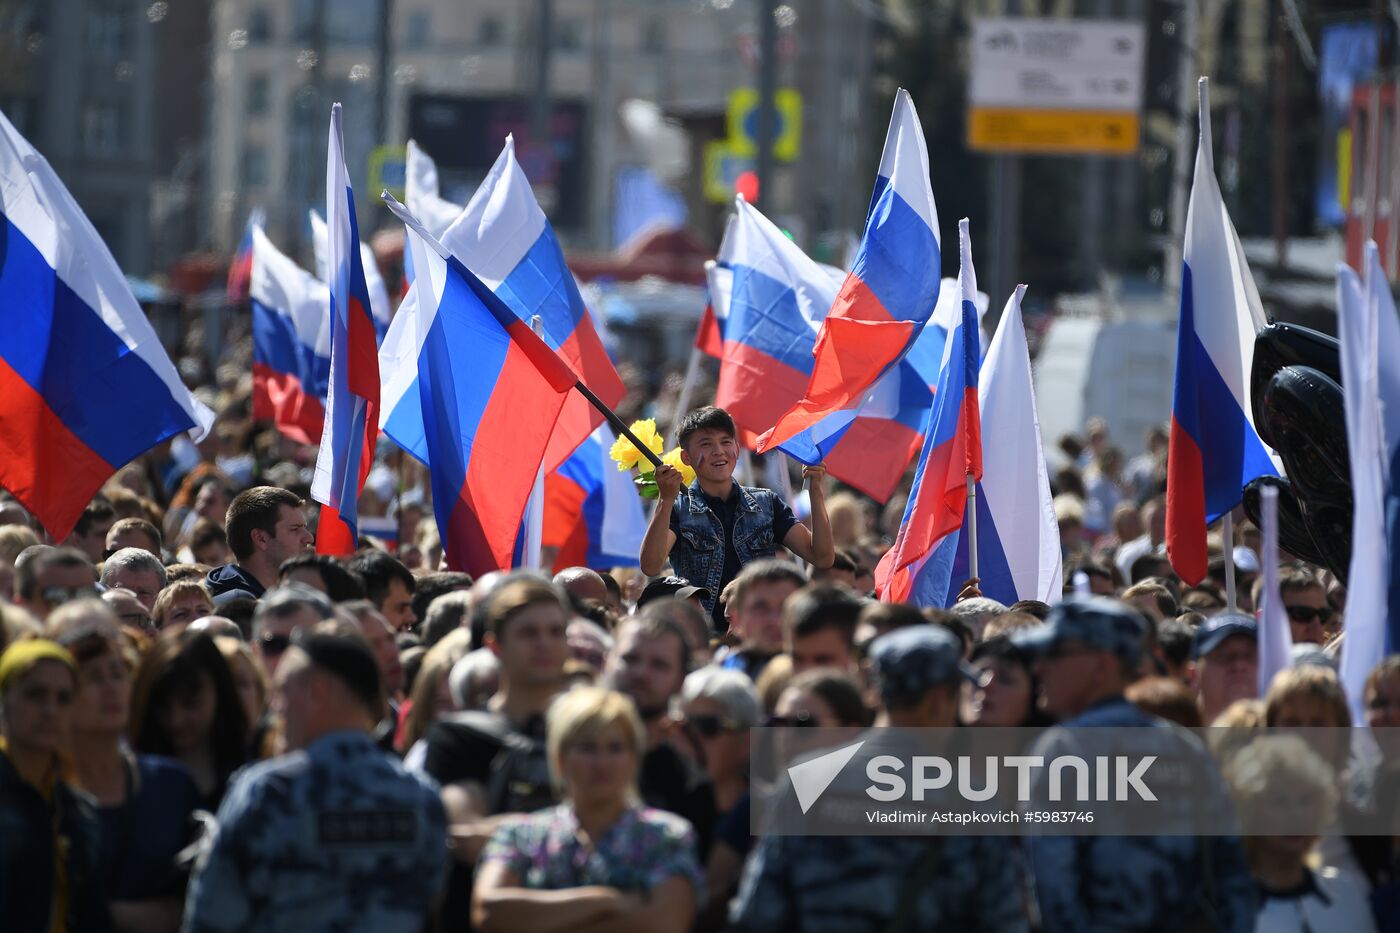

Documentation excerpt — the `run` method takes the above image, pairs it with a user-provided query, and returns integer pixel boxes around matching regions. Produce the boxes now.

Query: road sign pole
[756,0,778,212]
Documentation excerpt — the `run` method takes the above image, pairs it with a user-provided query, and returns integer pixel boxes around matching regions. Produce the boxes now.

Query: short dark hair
[189,518,227,553]
[599,572,621,603]
[278,553,367,603]
[106,517,162,555]
[786,669,870,727]
[17,546,95,600]
[225,487,304,560]
[252,583,336,639]
[421,591,472,649]
[811,549,858,581]
[729,559,806,611]
[483,578,567,642]
[784,584,863,644]
[1007,599,1051,621]
[1129,553,1172,584]
[73,497,115,538]
[1123,581,1179,619]
[621,605,695,675]
[293,624,385,721]
[1156,618,1194,670]
[347,551,416,610]
[411,571,474,629]
[677,406,737,448]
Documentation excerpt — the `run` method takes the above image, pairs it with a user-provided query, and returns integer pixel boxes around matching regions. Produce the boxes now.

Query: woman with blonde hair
[149,581,214,633]
[472,687,701,933]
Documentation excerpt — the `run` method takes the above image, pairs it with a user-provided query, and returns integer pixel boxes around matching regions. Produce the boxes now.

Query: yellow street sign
[726,88,802,162]
[369,145,407,200]
[967,108,1140,156]
[704,140,755,204]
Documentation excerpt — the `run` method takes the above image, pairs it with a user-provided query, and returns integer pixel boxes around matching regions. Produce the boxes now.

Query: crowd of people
[0,396,1397,933]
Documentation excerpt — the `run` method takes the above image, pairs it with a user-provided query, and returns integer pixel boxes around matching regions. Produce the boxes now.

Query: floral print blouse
[481,803,703,897]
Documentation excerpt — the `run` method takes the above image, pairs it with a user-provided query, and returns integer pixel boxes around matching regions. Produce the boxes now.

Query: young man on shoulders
[641,406,834,632]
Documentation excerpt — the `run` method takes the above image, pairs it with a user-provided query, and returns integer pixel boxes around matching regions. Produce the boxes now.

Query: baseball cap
[637,576,712,608]
[869,625,986,704]
[1191,613,1258,660]
[1013,597,1147,665]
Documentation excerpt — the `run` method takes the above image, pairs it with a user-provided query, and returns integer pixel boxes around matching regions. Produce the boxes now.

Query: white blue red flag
[250,226,330,444]
[758,89,941,453]
[1166,78,1276,584]
[226,206,264,305]
[875,219,982,605]
[945,285,1062,605]
[713,196,932,502]
[311,103,380,556]
[1337,241,1400,722]
[382,135,623,472]
[382,195,578,576]
[542,425,647,572]
[308,208,391,342]
[0,107,213,538]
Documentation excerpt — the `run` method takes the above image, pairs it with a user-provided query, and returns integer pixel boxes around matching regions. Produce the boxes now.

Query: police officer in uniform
[183,624,449,932]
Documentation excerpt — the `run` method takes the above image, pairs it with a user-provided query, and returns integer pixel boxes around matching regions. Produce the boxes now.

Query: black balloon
[1241,477,1337,578]
[1251,322,1342,450]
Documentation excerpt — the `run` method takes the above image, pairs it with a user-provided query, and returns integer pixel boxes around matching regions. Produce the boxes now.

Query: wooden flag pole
[383,190,664,472]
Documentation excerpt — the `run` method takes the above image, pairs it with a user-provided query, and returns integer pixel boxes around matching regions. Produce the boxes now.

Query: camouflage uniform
[1014,599,1258,933]
[730,626,1030,933]
[182,730,449,933]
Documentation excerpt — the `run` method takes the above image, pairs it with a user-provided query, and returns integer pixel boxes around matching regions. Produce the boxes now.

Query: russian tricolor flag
[384,196,578,577]
[713,197,931,503]
[946,285,1063,606]
[309,208,392,342]
[0,108,214,539]
[382,135,623,473]
[1167,78,1276,585]
[250,226,331,445]
[311,104,380,555]
[875,219,982,605]
[695,257,732,359]
[226,206,263,305]
[542,425,647,572]
[758,89,942,454]
[1337,241,1400,722]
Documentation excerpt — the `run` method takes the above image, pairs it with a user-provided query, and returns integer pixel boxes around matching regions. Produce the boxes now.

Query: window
[82,103,124,156]
[405,10,430,49]
[242,145,268,187]
[246,75,270,116]
[247,7,272,42]
[478,15,503,46]
[324,0,377,45]
[292,0,316,42]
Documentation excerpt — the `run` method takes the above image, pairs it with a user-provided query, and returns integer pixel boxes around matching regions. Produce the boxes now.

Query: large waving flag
[543,425,647,572]
[226,206,264,305]
[695,215,736,359]
[384,195,578,576]
[757,89,941,453]
[311,104,380,556]
[711,198,933,501]
[0,108,214,538]
[875,219,982,605]
[1337,242,1400,722]
[308,208,391,342]
[1166,78,1277,585]
[401,139,464,301]
[250,227,331,444]
[946,286,1062,605]
[381,135,623,473]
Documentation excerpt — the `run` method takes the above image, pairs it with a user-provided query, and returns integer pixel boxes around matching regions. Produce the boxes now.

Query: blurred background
[0,0,1394,458]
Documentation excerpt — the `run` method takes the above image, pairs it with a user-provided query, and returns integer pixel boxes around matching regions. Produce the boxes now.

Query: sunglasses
[259,634,292,656]
[766,712,819,728]
[1285,605,1328,624]
[684,714,744,738]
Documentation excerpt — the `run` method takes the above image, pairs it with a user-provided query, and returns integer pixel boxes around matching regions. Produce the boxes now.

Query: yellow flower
[662,447,696,486]
[609,419,664,472]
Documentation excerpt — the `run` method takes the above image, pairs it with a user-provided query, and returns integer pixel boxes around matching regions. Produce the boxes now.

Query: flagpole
[1222,510,1237,612]
[383,190,664,471]
[966,472,979,581]
[664,344,703,451]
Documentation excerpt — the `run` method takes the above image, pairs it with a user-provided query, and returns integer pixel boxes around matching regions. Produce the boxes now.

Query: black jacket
[0,750,110,933]
[204,563,266,599]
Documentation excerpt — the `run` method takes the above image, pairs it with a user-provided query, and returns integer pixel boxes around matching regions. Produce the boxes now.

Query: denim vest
[670,481,780,617]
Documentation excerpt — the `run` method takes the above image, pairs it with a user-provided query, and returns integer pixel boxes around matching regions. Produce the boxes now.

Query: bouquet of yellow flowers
[610,419,695,498]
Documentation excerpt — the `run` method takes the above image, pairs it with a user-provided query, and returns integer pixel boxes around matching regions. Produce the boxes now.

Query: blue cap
[1191,613,1257,660]
[1013,597,1147,665]
[869,625,985,702]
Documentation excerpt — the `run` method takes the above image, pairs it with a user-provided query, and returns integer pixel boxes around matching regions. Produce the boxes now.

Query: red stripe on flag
[444,340,573,576]
[717,341,813,449]
[346,295,380,404]
[544,321,621,472]
[543,473,590,573]
[695,305,724,358]
[316,505,357,557]
[0,356,116,540]
[756,279,917,452]
[1166,415,1209,585]
[822,417,922,504]
[253,364,325,446]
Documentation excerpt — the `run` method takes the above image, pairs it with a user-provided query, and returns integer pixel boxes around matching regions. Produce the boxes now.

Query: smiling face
[680,428,739,485]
